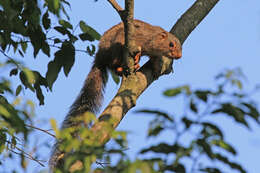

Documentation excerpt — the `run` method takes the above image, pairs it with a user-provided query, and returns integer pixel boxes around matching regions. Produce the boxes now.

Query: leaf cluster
[129,68,259,173]
[51,68,260,173]
[0,0,102,171]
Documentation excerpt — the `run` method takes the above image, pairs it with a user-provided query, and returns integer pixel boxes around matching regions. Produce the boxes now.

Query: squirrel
[49,19,182,171]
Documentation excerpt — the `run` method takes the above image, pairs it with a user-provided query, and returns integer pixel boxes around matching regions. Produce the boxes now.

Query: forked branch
[55,0,220,171]
[107,0,123,12]
[92,0,220,145]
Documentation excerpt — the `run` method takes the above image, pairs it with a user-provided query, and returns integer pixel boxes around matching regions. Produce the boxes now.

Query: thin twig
[6,141,46,167]
[26,124,56,138]
[0,49,15,61]
[11,33,89,54]
[9,148,45,167]
[107,0,124,15]
[0,49,22,70]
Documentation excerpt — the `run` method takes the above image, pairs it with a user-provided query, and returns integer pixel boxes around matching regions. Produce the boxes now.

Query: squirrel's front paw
[115,66,131,76]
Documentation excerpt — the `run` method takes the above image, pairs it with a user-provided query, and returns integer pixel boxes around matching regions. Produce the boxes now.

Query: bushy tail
[49,64,108,171]
[62,64,108,128]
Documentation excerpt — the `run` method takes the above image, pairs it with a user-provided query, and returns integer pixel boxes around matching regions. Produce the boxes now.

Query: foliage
[51,68,260,173]
[129,68,259,173]
[0,0,101,171]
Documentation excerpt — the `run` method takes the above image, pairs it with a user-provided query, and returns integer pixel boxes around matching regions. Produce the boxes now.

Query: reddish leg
[115,46,142,75]
[134,46,142,71]
[134,63,140,70]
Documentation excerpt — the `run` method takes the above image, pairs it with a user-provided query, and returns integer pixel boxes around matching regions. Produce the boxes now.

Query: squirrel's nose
[175,51,182,59]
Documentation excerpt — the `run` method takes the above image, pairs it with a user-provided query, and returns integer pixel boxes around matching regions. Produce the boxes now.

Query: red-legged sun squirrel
[49,19,182,170]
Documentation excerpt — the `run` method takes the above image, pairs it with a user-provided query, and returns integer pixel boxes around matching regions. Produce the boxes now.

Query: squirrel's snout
[175,51,182,59]
[170,50,182,59]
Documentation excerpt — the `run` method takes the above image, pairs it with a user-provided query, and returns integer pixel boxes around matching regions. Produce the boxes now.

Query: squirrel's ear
[159,31,168,39]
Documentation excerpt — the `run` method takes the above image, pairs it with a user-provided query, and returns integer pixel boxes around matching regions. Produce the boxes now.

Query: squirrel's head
[150,31,182,59]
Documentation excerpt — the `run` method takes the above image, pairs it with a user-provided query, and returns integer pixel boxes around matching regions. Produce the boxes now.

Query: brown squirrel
[49,19,182,171]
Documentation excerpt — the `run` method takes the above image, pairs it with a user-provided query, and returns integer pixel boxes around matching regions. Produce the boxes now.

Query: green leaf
[23,68,35,85]
[42,41,50,57]
[60,42,75,76]
[21,42,28,53]
[86,44,96,56]
[13,42,18,53]
[27,27,48,57]
[241,102,260,123]
[68,33,78,43]
[190,99,198,113]
[54,26,69,35]
[148,125,163,137]
[79,33,95,42]
[46,0,61,16]
[213,153,246,173]
[0,130,7,151]
[0,105,11,118]
[164,85,191,97]
[54,38,62,44]
[202,122,223,139]
[211,139,236,155]
[9,68,18,76]
[59,19,73,29]
[34,84,44,105]
[0,80,12,94]
[79,21,101,40]
[212,103,249,128]
[197,139,214,159]
[31,71,48,105]
[33,71,49,88]
[140,143,174,154]
[136,109,174,122]
[163,88,182,97]
[15,85,22,96]
[164,163,185,172]
[19,70,34,91]
[46,42,75,88]
[46,59,62,90]
[42,11,51,30]
[195,90,211,102]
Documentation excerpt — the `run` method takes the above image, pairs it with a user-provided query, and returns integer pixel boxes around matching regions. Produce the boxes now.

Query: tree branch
[171,0,220,44]
[91,0,220,147]
[6,141,45,167]
[91,0,138,145]
[56,0,220,171]
[122,0,136,73]
[107,0,136,73]
[107,0,124,19]
[26,124,56,138]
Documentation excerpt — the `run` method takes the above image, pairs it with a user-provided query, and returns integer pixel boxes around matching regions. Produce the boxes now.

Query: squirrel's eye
[169,42,174,48]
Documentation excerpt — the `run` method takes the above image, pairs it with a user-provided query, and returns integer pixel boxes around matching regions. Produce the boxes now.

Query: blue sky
[4,0,260,172]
